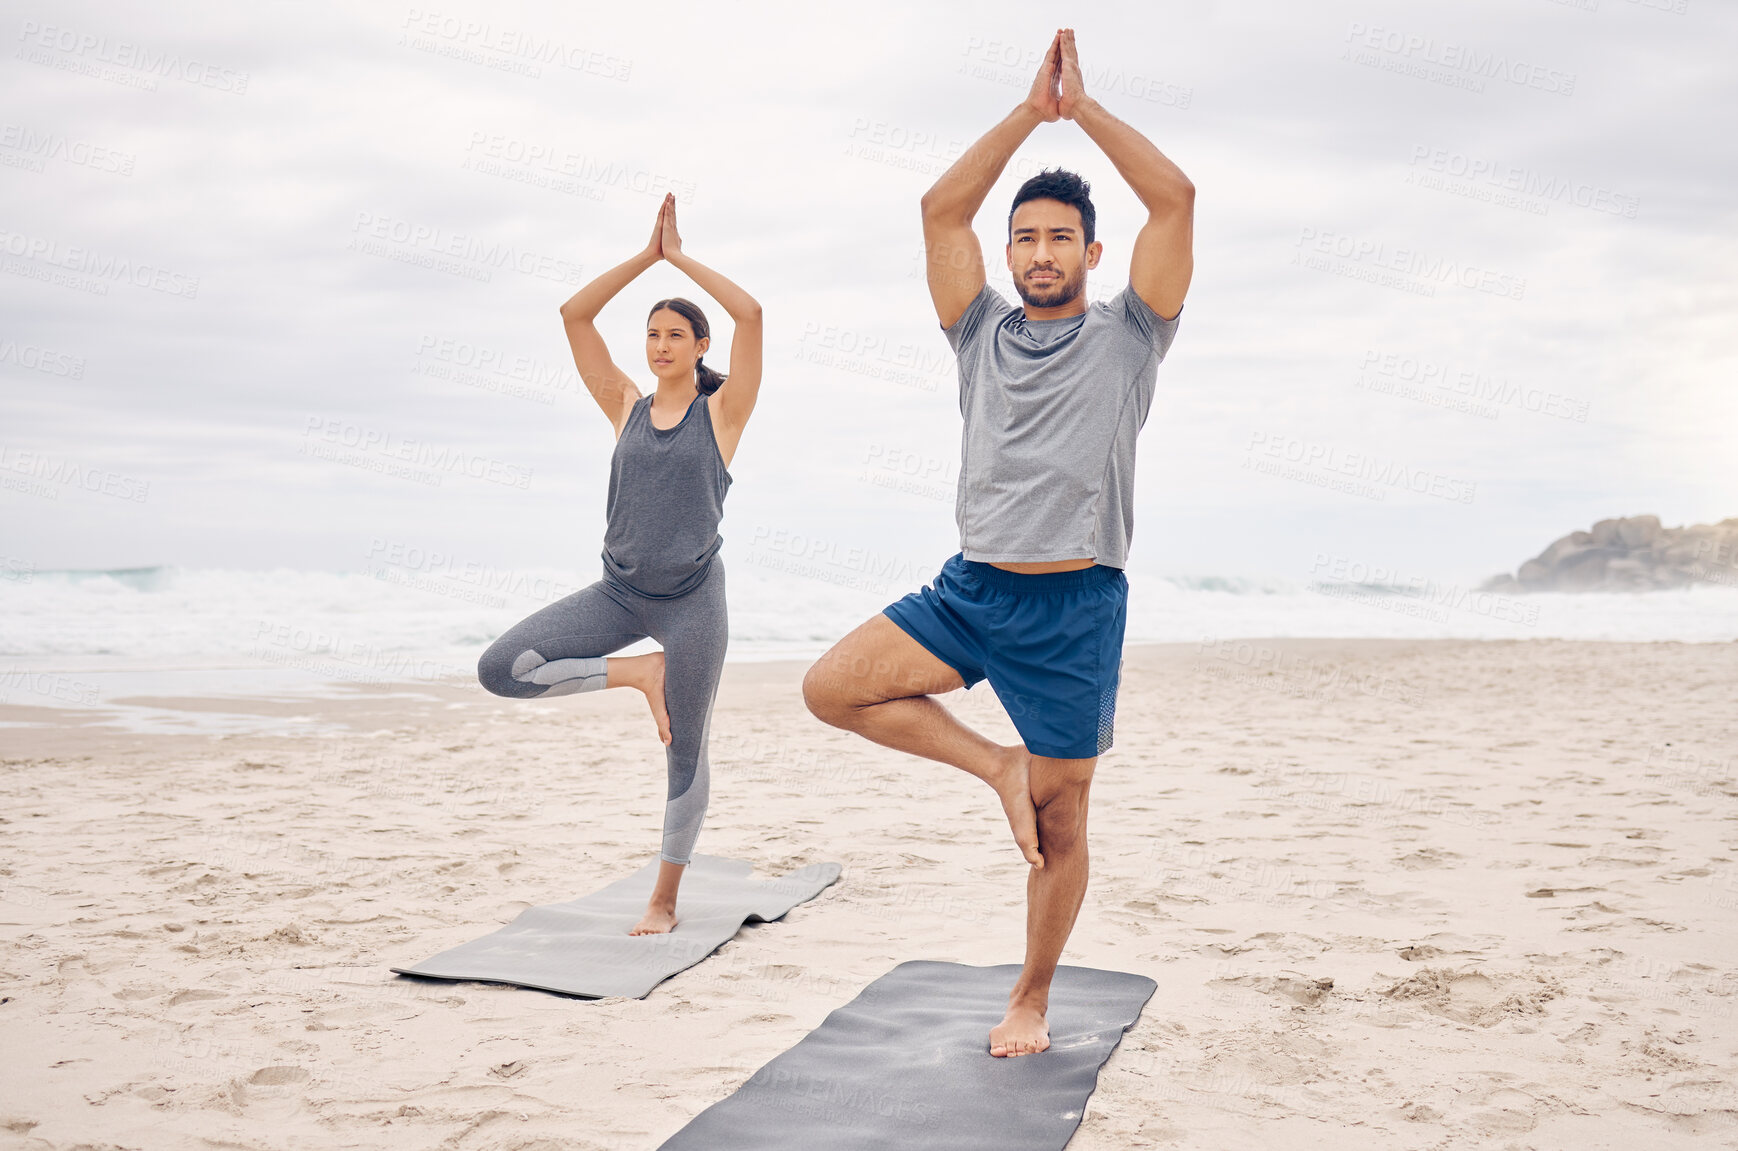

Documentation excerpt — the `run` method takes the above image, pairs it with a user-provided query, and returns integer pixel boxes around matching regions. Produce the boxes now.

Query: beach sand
[2,638,1735,1149]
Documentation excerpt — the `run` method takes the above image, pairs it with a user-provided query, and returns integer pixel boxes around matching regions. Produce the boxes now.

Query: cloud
[2,0,1733,579]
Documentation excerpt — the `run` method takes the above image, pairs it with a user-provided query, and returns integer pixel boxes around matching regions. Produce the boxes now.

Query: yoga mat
[391,855,841,1000]
[657,959,1156,1150]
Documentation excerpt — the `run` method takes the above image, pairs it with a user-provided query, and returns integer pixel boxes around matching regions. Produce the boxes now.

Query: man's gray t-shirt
[943,281,1181,569]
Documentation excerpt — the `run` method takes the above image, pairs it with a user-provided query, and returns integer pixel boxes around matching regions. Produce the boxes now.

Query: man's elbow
[1145,178,1194,219]
[919,187,965,223]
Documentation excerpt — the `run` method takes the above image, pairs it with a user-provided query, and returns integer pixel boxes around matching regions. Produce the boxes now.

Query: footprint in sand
[228,1066,310,1120]
[1376,966,1562,1027]
[166,989,227,1006]
[1395,847,1462,870]
[1210,972,1335,1007]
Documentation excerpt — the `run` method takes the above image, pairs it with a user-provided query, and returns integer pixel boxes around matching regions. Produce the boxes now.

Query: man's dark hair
[1008,168,1096,247]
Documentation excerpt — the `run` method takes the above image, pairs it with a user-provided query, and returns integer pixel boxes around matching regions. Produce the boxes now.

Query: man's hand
[1063,29,1195,320]
[1057,28,1094,120]
[1023,31,1063,122]
[922,32,1067,327]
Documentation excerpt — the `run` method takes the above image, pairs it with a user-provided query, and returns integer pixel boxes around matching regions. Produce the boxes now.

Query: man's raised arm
[1057,29,1194,321]
[919,33,1065,329]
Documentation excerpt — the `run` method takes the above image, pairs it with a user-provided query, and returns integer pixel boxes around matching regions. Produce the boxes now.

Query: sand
[1,638,1735,1149]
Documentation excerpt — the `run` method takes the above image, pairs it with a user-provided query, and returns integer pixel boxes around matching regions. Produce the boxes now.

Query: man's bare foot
[986,746,1043,868]
[989,1001,1050,1057]
[628,901,678,935]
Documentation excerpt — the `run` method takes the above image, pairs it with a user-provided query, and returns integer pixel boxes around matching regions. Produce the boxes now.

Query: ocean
[3,561,1734,735]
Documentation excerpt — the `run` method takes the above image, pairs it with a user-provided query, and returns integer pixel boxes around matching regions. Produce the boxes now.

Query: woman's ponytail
[694,357,727,396]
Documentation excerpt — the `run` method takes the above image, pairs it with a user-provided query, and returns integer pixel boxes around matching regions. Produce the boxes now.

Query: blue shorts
[882,553,1129,759]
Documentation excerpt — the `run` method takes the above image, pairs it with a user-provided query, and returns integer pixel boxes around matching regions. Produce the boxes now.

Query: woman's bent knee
[477,643,541,699]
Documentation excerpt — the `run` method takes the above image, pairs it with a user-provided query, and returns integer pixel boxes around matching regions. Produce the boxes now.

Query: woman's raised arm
[657,195,763,442]
[558,206,666,437]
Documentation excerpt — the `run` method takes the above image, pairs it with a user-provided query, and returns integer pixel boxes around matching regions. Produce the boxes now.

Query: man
[802,28,1193,1057]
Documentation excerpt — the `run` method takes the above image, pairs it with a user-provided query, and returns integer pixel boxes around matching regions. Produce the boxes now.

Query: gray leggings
[476,561,726,865]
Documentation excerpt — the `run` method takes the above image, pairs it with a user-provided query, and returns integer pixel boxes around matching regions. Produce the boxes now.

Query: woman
[477,193,762,935]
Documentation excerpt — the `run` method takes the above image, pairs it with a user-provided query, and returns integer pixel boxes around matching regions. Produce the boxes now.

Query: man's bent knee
[802,636,886,722]
[803,614,963,726]
[801,659,855,727]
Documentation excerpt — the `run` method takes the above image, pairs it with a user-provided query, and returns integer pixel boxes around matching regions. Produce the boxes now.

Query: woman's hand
[644,198,666,260]
[658,193,683,259]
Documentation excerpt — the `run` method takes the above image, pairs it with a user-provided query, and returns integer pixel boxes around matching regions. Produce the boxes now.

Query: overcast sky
[3,0,1733,585]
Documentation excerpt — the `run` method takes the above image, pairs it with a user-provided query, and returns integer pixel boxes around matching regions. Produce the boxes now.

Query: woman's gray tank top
[601,392,732,598]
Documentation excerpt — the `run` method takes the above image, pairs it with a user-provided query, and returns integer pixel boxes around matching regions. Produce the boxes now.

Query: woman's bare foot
[613,652,671,745]
[631,860,685,935]
[985,745,1043,868]
[989,1000,1050,1057]
[629,900,678,935]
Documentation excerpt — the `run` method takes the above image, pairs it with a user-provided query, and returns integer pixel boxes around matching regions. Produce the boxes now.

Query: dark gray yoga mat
[657,959,1157,1150]
[391,854,841,1000]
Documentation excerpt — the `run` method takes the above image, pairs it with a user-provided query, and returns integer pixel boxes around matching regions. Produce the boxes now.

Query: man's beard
[1013,264,1083,308]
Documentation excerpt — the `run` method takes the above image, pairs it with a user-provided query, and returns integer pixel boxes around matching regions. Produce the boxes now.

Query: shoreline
[2,634,1731,743]
[2,635,1731,752]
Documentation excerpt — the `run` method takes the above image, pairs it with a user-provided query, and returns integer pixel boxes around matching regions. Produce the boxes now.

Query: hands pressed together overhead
[1025,28,1092,123]
[644,192,684,261]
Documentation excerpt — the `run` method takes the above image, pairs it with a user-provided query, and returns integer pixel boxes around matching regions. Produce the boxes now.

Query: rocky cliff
[1481,515,1738,592]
